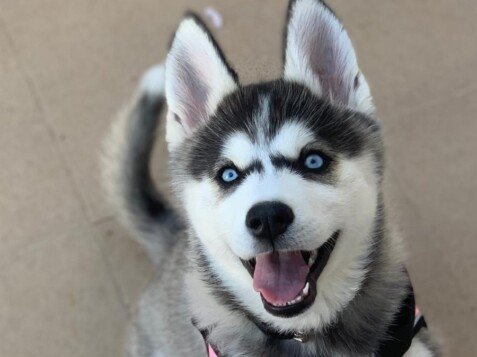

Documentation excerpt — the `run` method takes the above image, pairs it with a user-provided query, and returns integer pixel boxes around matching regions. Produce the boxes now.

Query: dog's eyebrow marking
[270,121,314,159]
[215,159,263,193]
[221,132,256,169]
[243,160,264,176]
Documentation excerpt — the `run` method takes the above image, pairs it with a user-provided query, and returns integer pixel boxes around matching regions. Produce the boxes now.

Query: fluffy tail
[101,65,182,265]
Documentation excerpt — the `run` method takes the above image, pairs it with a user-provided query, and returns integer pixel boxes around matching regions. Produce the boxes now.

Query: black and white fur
[102,0,439,355]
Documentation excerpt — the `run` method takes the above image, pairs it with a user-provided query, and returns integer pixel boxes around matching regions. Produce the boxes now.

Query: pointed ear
[283,0,374,115]
[165,14,239,147]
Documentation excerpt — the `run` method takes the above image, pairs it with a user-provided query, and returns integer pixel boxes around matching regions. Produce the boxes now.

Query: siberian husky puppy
[102,0,439,355]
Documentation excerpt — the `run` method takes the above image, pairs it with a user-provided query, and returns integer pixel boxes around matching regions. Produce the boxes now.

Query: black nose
[246,201,295,241]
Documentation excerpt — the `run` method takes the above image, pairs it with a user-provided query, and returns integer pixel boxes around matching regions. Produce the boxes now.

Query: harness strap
[376,285,427,356]
[413,305,427,338]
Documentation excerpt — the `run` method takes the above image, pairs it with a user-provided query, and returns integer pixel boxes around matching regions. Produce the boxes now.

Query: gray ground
[0,0,476,356]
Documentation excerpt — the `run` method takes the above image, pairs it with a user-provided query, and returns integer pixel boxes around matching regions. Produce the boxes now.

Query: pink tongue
[253,251,309,305]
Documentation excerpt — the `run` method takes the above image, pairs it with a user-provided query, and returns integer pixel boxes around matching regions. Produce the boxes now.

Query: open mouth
[241,231,340,318]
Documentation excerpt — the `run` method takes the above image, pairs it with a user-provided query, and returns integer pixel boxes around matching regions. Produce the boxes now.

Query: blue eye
[221,168,239,183]
[304,153,324,170]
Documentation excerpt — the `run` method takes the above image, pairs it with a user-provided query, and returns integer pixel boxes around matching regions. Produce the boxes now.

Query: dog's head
[165,0,383,329]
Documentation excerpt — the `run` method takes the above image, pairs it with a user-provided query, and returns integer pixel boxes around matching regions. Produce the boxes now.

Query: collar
[251,318,311,342]
[195,285,427,356]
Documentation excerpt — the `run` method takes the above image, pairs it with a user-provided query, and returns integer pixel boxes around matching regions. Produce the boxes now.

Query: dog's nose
[246,201,294,241]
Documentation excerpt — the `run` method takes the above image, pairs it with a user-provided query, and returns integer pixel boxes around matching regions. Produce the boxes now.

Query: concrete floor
[1,0,476,356]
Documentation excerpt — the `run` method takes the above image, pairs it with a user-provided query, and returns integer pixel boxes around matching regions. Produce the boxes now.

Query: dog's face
[165,0,383,329]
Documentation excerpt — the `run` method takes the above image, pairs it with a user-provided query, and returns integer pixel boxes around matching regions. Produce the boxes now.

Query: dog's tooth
[302,282,310,296]
[288,297,297,305]
[279,292,308,307]
[308,250,317,266]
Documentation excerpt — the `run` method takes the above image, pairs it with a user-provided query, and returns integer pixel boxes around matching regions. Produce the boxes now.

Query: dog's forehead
[219,91,316,168]
[221,121,315,169]
[187,80,380,179]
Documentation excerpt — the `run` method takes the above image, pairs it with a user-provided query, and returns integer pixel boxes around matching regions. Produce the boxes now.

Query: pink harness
[207,344,218,357]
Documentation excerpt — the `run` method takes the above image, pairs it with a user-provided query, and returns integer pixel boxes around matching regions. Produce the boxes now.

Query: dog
[102,0,440,355]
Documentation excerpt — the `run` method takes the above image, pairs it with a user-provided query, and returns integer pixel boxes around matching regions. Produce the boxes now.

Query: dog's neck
[186,208,409,356]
